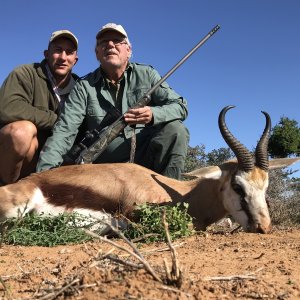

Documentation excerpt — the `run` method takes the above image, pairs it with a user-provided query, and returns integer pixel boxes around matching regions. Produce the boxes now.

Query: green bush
[125,203,194,243]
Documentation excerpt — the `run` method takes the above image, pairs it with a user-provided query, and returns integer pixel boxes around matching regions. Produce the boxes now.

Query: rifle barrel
[145,25,220,97]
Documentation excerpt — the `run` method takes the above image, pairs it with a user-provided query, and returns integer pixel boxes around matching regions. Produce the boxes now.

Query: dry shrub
[267,168,300,226]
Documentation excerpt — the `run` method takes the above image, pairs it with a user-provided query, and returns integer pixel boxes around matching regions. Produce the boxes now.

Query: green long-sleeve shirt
[37,62,188,171]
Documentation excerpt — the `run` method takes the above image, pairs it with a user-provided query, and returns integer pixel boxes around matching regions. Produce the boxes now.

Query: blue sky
[1,0,299,175]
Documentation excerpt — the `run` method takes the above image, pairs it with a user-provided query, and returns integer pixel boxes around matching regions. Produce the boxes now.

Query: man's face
[95,31,131,71]
[44,37,78,80]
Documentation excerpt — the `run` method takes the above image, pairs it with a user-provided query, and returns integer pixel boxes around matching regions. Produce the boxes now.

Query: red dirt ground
[0,227,299,299]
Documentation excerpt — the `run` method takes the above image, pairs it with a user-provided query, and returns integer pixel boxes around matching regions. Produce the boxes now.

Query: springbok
[0,106,299,234]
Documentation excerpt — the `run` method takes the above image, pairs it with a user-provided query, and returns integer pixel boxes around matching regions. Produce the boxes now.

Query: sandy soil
[0,227,299,300]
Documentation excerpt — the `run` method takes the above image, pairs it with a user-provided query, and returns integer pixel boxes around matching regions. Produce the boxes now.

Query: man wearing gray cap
[37,23,189,179]
[0,30,79,184]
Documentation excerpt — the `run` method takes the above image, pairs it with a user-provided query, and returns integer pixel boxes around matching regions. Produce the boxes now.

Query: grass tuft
[0,203,194,247]
[0,213,93,247]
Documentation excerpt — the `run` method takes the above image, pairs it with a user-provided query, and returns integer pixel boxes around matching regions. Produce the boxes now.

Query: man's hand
[124,106,153,125]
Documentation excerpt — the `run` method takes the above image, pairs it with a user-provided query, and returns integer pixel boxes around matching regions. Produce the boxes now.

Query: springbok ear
[182,166,222,179]
[269,157,300,170]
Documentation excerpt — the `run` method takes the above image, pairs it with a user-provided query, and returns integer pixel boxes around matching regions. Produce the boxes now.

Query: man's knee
[2,120,37,138]
[0,121,39,184]
[0,121,38,155]
[161,120,189,151]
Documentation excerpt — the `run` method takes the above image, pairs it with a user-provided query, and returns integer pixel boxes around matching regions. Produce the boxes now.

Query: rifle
[64,25,220,165]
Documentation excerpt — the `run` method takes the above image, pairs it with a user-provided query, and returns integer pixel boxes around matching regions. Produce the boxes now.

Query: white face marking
[222,172,271,233]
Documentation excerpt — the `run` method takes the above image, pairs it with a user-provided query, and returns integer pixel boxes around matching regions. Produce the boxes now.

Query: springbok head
[218,105,271,233]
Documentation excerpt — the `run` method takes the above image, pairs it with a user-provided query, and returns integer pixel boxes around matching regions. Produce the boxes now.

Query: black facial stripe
[231,174,254,225]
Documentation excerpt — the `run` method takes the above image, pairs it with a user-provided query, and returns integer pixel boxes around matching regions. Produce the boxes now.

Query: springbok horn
[255,111,271,171]
[218,105,254,172]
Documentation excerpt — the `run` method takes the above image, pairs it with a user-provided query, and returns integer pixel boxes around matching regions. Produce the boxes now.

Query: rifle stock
[73,25,221,164]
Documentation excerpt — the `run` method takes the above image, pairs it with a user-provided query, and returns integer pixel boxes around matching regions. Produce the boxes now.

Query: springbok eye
[232,183,245,197]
